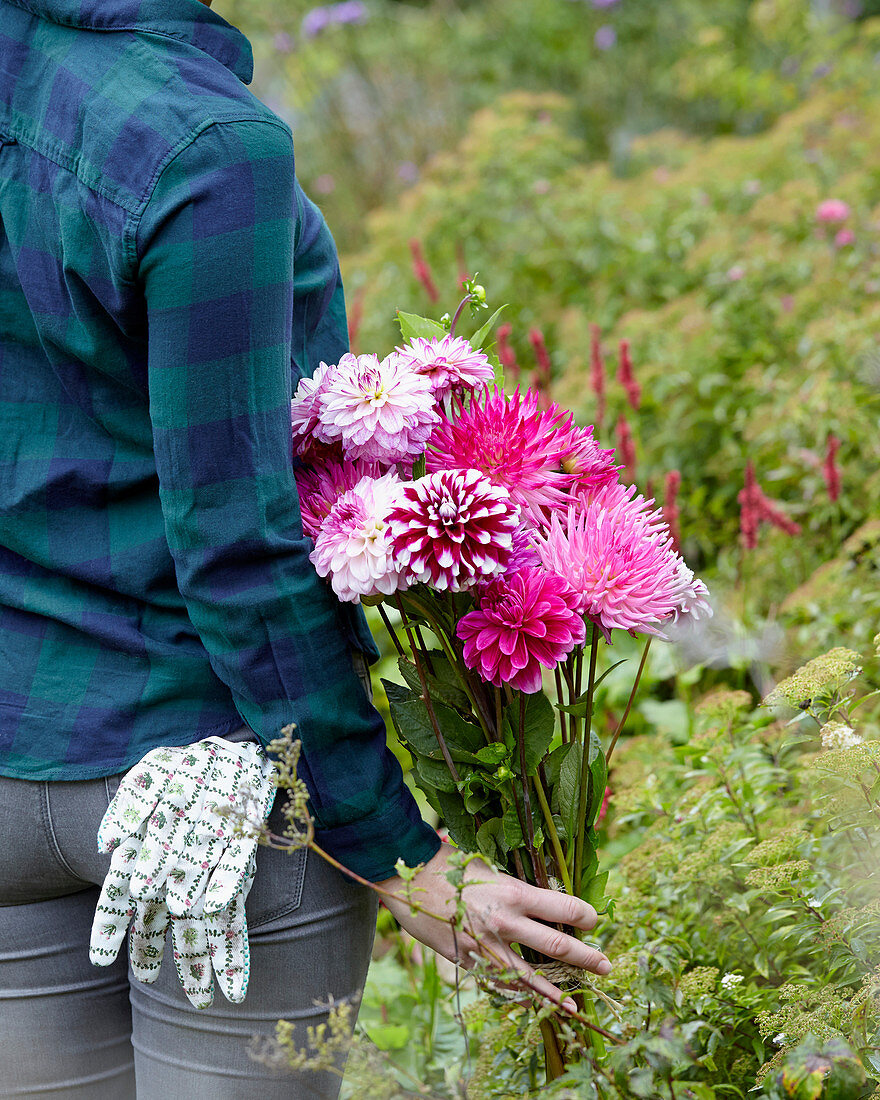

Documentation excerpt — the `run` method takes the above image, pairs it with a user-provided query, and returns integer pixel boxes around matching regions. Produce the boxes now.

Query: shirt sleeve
[135,117,440,882]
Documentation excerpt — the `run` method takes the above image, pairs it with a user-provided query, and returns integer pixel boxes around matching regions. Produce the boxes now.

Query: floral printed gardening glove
[88,737,277,1008]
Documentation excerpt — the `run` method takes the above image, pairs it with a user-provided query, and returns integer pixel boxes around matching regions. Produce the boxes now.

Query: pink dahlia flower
[394,336,494,400]
[295,457,384,539]
[815,199,850,224]
[667,559,712,623]
[456,567,586,693]
[557,423,618,500]
[582,481,667,536]
[291,363,335,456]
[428,386,578,524]
[532,494,685,638]
[318,352,439,465]
[309,472,408,602]
[388,469,518,591]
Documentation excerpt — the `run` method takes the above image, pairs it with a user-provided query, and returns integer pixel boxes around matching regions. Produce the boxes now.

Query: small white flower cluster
[773,1033,788,1046]
[820,720,863,751]
[720,972,744,990]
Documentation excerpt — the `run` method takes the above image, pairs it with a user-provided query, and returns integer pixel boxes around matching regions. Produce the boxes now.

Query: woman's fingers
[507,916,612,975]
[510,881,598,931]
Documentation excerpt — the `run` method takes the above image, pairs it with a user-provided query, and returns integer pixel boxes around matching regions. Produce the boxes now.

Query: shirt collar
[13,0,254,83]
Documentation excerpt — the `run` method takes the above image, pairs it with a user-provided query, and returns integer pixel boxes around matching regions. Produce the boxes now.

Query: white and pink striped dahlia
[388,469,518,591]
[294,457,384,539]
[318,353,439,465]
[394,335,495,400]
[533,492,687,638]
[427,387,577,525]
[456,567,586,693]
[309,472,408,602]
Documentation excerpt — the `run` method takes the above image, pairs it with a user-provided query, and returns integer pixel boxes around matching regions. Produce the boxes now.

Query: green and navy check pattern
[0,0,440,880]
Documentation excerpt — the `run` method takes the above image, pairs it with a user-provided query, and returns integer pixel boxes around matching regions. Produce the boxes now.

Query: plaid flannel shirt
[0,0,440,881]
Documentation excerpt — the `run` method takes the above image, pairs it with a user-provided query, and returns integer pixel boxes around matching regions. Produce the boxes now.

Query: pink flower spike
[389,469,519,591]
[816,199,851,224]
[309,472,409,602]
[834,227,855,248]
[318,352,439,465]
[823,433,841,502]
[394,335,494,400]
[617,339,641,410]
[428,386,582,525]
[589,324,606,429]
[456,567,586,693]
[615,414,637,483]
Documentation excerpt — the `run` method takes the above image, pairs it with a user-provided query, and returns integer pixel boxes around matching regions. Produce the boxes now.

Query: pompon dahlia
[318,353,439,464]
[457,567,586,693]
[388,469,518,591]
[533,494,686,638]
[428,386,577,524]
[394,335,494,400]
[309,472,408,602]
[295,457,385,539]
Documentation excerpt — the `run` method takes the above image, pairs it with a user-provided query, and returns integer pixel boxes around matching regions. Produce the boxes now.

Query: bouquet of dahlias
[291,293,710,1064]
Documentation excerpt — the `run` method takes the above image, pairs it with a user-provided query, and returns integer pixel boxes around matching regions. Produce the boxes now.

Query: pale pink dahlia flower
[309,472,408,602]
[428,387,578,524]
[393,336,495,400]
[389,469,518,591]
[667,559,713,623]
[318,353,439,464]
[456,567,586,693]
[291,363,335,455]
[533,494,686,638]
[295,457,384,539]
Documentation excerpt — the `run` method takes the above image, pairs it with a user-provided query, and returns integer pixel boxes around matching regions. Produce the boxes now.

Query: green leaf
[582,869,609,909]
[363,1022,410,1050]
[587,733,607,827]
[475,743,509,766]
[502,802,523,850]
[467,304,507,350]
[397,653,469,711]
[555,662,627,717]
[413,753,459,794]
[431,787,477,851]
[396,311,447,341]
[505,690,555,775]
[476,817,503,862]
[557,742,581,843]
[383,679,483,762]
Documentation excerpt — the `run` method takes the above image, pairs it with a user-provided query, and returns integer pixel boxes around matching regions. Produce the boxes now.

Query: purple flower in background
[303,2,369,38]
[273,32,294,53]
[591,0,621,7]
[302,7,332,37]
[334,0,369,23]
[397,161,419,184]
[314,174,336,195]
[594,24,617,49]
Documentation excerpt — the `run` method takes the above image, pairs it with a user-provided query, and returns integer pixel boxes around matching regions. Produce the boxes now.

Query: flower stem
[449,293,472,337]
[554,667,569,743]
[605,636,652,767]
[377,602,406,658]
[534,772,573,895]
[517,694,543,885]
[573,625,601,898]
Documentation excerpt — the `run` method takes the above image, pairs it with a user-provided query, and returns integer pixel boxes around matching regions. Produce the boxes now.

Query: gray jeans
[0,755,378,1098]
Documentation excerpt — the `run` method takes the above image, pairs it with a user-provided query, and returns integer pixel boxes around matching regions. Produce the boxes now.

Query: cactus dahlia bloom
[557,423,618,499]
[309,472,408,602]
[388,469,518,591]
[428,387,577,525]
[533,492,688,638]
[294,457,384,539]
[456,567,586,693]
[317,353,439,464]
[393,335,495,400]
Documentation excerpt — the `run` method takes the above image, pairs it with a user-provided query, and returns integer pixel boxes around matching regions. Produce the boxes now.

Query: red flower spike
[590,323,606,429]
[617,339,641,411]
[497,323,520,383]
[823,433,841,502]
[408,238,439,303]
[737,461,761,550]
[664,469,681,553]
[347,287,365,354]
[615,414,636,483]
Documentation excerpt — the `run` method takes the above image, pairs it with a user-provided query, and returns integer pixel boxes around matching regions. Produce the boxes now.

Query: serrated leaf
[557,743,581,843]
[502,802,523,850]
[431,788,477,851]
[476,818,502,863]
[505,690,556,775]
[383,678,483,763]
[397,654,469,711]
[397,311,447,341]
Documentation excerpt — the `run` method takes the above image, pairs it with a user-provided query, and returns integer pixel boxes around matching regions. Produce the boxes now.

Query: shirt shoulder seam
[123,115,294,275]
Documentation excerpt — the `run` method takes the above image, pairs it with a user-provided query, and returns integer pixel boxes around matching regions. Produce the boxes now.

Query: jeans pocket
[246,794,309,929]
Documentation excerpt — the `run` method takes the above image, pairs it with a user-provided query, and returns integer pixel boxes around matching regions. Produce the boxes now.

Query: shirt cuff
[314,798,442,883]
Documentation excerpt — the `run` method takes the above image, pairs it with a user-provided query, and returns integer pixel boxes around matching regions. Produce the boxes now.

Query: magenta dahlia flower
[533,493,686,638]
[295,457,384,539]
[393,336,494,400]
[309,472,408,602]
[456,567,586,693]
[428,387,579,524]
[388,469,518,591]
[318,353,439,464]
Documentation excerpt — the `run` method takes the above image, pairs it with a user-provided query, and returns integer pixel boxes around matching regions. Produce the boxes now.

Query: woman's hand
[376,843,612,1010]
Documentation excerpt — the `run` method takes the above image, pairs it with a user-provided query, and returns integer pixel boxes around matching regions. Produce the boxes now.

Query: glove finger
[89,840,140,966]
[206,888,250,1004]
[165,833,227,917]
[129,897,170,984]
[172,915,214,1010]
[97,749,180,852]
